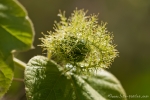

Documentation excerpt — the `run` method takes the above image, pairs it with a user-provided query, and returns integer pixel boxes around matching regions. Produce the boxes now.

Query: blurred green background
[3,0,150,100]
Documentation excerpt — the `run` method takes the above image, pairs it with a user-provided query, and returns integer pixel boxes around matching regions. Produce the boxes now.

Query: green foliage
[0,0,34,54]
[25,56,73,100]
[72,71,126,100]
[0,1,126,100]
[25,56,127,100]
[0,54,13,98]
[0,0,34,99]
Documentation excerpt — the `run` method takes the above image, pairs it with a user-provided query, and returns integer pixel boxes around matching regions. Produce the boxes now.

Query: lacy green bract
[40,9,118,72]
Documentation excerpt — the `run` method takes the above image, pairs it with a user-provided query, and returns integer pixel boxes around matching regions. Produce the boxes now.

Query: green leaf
[25,56,73,100]
[0,0,34,55]
[25,56,127,100]
[0,0,34,99]
[0,54,13,98]
[72,70,127,100]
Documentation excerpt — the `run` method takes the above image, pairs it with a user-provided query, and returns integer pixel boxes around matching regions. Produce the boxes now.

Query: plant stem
[47,51,51,59]
[13,78,24,82]
[13,57,26,70]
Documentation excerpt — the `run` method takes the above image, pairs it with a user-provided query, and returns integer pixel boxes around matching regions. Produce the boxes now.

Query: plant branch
[13,57,26,70]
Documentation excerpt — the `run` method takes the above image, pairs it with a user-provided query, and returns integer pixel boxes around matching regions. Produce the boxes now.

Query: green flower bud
[59,36,90,62]
[40,9,118,72]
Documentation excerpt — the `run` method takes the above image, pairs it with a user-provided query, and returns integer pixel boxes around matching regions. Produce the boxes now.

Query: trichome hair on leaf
[40,9,118,73]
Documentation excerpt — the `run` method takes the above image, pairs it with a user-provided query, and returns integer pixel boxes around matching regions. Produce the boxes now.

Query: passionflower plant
[40,9,118,73]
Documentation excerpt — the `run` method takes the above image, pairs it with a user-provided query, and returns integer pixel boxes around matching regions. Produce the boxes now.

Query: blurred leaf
[25,56,73,100]
[0,0,34,55]
[25,55,126,100]
[0,54,13,98]
[0,0,34,99]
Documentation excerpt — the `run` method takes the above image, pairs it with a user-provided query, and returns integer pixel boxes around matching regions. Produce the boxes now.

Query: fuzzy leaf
[0,0,34,99]
[24,56,73,100]
[72,70,127,100]
[25,56,127,100]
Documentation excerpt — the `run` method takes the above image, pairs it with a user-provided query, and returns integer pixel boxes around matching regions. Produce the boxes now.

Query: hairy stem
[13,57,26,70]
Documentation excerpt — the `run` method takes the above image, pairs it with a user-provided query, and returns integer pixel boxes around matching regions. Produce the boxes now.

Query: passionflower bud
[59,35,90,62]
[40,9,118,72]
